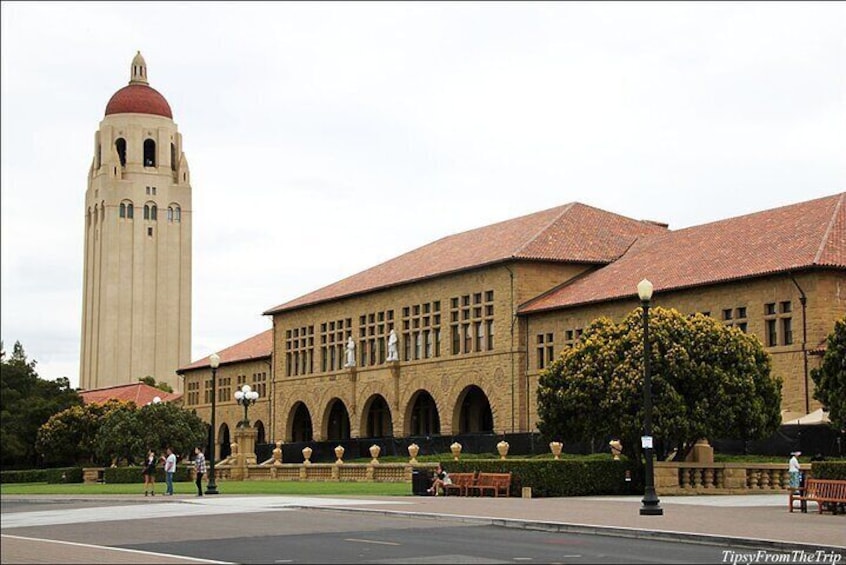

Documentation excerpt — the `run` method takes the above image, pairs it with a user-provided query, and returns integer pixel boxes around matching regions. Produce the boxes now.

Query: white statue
[344,337,356,367]
[386,329,399,362]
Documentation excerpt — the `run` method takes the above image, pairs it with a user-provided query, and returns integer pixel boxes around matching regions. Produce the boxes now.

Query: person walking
[163,447,177,495]
[194,447,207,497]
[142,449,157,496]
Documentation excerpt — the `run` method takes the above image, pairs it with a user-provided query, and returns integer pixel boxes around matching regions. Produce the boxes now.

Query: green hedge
[811,461,846,480]
[0,467,84,484]
[103,466,192,484]
[441,458,642,497]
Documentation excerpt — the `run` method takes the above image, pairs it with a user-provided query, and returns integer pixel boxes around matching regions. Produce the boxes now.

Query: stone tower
[80,52,192,392]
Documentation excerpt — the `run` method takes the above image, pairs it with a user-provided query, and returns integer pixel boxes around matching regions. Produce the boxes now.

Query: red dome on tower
[105,84,173,118]
[104,51,173,119]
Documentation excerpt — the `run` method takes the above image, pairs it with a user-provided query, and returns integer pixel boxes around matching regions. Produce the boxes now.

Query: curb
[304,505,846,553]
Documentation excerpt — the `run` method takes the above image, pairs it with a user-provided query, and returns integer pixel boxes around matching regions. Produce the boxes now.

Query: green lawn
[0,480,412,497]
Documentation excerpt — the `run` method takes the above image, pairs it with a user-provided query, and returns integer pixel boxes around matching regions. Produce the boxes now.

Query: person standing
[164,447,177,495]
[142,449,157,496]
[788,451,802,492]
[194,447,207,497]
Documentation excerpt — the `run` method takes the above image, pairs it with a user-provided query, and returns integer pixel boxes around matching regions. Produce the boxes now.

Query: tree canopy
[35,400,125,466]
[536,307,782,459]
[811,315,846,431]
[1,341,81,469]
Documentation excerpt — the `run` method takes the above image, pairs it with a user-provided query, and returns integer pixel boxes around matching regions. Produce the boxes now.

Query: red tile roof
[265,203,668,314]
[79,382,182,405]
[178,329,273,372]
[520,193,845,313]
[105,84,173,118]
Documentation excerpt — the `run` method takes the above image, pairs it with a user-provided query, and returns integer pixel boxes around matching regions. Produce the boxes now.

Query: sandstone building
[80,53,192,392]
[179,193,845,454]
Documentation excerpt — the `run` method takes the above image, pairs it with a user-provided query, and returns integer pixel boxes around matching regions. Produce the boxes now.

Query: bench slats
[789,478,846,514]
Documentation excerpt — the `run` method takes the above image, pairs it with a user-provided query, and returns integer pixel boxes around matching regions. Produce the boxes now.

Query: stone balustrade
[655,462,811,495]
[209,462,429,483]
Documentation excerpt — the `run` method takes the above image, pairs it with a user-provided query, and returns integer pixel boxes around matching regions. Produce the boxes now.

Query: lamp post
[234,384,259,427]
[205,352,221,495]
[637,278,663,516]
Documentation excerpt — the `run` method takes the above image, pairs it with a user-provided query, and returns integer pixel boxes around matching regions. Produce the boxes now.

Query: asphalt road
[0,497,797,564]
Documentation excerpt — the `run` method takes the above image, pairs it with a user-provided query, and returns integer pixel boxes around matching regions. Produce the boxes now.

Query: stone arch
[287,401,313,442]
[454,384,494,434]
[217,422,231,460]
[143,138,156,167]
[404,389,441,436]
[360,394,393,438]
[254,420,266,445]
[323,398,351,440]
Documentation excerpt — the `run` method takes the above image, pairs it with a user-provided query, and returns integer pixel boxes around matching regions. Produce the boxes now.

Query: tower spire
[129,51,148,85]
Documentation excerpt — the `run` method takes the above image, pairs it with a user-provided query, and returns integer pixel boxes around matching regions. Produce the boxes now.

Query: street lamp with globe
[235,384,260,427]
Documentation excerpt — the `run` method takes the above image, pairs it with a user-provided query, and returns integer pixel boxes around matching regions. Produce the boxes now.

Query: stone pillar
[234,426,258,466]
[685,438,714,464]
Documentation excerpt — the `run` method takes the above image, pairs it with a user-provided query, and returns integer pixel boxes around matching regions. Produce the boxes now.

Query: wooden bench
[466,472,512,497]
[442,472,477,496]
[789,478,846,514]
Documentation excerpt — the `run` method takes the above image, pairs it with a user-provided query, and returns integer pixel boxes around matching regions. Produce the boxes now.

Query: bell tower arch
[80,52,192,392]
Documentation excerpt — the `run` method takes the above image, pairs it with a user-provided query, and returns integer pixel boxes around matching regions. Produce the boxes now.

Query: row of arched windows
[118,201,181,222]
[104,138,177,171]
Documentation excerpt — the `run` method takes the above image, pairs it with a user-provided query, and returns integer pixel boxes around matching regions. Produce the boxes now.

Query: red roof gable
[520,193,845,313]
[265,203,667,314]
[178,329,273,372]
[79,382,182,405]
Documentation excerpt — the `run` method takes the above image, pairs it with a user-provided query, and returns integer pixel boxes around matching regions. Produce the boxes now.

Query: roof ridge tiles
[813,192,844,266]
[511,202,576,258]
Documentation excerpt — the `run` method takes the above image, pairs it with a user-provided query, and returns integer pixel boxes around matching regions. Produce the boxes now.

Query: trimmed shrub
[442,458,642,497]
[811,460,846,480]
[0,467,84,484]
[103,465,192,484]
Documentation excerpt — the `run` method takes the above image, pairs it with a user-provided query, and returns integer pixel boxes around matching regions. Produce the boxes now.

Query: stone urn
[369,444,381,465]
[549,441,563,460]
[302,446,313,465]
[272,440,283,466]
[334,445,345,464]
[407,443,420,464]
[450,442,462,461]
[496,440,510,460]
[609,439,622,461]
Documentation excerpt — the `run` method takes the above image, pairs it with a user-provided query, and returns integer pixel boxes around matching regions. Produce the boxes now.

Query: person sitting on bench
[428,463,452,495]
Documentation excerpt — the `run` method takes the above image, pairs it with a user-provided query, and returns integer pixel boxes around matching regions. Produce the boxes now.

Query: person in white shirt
[788,451,801,491]
[163,447,177,495]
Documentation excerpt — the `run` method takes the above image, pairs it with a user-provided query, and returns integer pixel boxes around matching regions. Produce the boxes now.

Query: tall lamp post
[205,352,221,495]
[637,279,663,516]
[234,384,259,427]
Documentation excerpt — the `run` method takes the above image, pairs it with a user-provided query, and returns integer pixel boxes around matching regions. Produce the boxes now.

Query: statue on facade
[345,337,356,367]
[386,329,399,362]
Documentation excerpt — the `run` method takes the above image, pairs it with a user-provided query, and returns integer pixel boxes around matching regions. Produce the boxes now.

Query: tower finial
[130,51,149,85]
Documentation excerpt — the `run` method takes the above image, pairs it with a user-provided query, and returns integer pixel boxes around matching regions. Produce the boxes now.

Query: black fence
[255,425,845,464]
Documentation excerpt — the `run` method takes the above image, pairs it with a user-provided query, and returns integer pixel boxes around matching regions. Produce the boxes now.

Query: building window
[782,317,793,346]
[115,138,127,167]
[167,207,174,222]
[764,301,792,347]
[320,318,350,372]
[286,326,314,376]
[722,309,733,321]
[766,319,777,347]
[537,333,554,370]
[143,139,156,167]
[360,310,394,366]
[120,203,126,218]
[563,327,583,348]
[724,305,748,333]
[449,290,494,356]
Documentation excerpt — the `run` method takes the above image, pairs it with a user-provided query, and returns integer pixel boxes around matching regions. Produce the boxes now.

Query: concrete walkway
[1,493,842,564]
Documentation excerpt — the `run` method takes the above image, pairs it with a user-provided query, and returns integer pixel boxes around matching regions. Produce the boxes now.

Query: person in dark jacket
[142,449,157,496]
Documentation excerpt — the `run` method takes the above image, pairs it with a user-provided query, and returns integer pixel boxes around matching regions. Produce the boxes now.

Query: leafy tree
[0,341,81,469]
[35,400,125,466]
[536,307,782,460]
[812,316,846,431]
[95,401,207,465]
[138,375,173,394]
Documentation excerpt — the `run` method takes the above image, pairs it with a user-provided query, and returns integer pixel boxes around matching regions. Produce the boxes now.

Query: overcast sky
[2,2,844,389]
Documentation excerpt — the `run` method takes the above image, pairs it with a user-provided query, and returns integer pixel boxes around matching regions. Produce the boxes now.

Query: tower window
[127,203,134,219]
[115,138,127,167]
[174,206,181,222]
[120,203,126,218]
[167,207,173,222]
[144,205,150,220]
[143,139,156,167]
[171,143,177,171]
[151,204,157,221]
[147,226,153,237]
